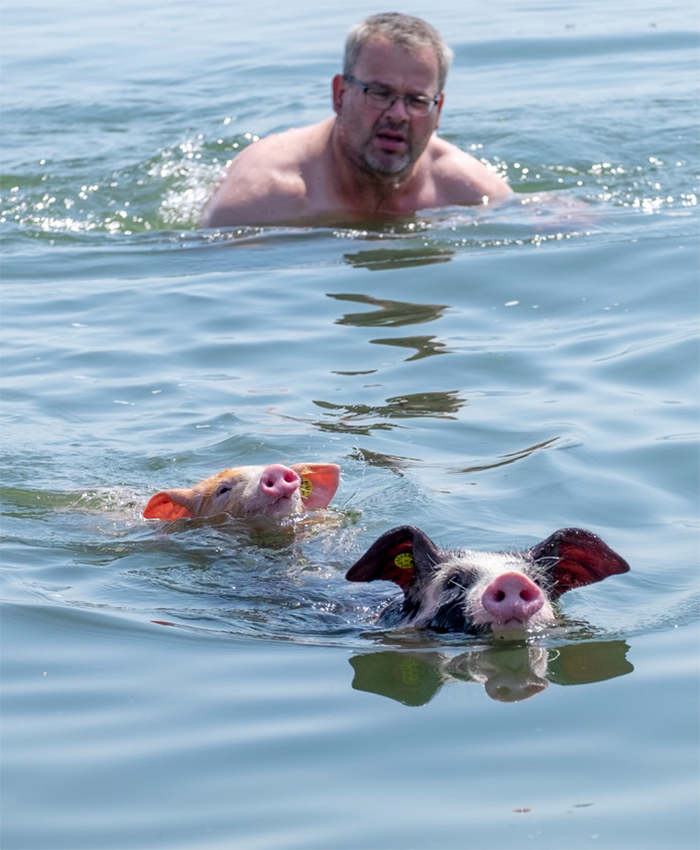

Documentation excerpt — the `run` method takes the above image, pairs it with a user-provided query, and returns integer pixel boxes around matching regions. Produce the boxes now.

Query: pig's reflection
[349,640,633,705]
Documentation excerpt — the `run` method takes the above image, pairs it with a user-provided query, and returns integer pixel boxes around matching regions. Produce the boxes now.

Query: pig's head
[346,525,630,634]
[143,462,340,521]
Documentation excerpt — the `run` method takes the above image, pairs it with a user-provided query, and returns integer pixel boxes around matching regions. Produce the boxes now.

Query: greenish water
[2,1,698,848]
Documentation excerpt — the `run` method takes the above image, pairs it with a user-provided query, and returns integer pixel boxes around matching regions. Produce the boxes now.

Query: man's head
[332,14,451,182]
[343,13,453,92]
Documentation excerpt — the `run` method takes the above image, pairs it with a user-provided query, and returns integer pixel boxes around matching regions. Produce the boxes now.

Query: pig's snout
[259,464,301,500]
[481,572,545,625]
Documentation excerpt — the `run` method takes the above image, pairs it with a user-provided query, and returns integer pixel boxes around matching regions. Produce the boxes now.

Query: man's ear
[332,74,346,114]
[433,91,445,130]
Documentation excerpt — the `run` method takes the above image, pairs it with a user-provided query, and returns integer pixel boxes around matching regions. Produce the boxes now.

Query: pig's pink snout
[259,464,301,500]
[481,572,545,624]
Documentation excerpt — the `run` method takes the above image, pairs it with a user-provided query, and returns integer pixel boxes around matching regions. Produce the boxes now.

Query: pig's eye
[215,485,232,497]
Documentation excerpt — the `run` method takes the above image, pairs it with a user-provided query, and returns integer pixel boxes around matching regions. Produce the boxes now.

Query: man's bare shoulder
[426,135,512,205]
[236,121,329,167]
[201,120,333,228]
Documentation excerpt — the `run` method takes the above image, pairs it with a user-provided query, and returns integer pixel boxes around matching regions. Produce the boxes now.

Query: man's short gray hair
[343,12,453,92]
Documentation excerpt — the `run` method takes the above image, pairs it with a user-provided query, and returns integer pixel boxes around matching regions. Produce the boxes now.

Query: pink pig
[143,462,340,521]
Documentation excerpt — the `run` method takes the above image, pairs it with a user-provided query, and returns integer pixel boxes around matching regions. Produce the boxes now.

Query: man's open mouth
[375,128,408,151]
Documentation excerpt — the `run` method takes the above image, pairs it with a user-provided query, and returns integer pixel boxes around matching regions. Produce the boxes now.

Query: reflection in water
[327,289,452,375]
[312,390,465,435]
[370,334,448,361]
[329,293,449,328]
[343,246,454,271]
[348,448,418,473]
[451,436,563,473]
[349,641,633,705]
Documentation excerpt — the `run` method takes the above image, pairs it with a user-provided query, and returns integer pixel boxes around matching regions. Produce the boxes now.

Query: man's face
[333,36,444,180]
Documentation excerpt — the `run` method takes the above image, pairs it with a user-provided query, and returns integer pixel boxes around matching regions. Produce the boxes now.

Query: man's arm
[200,133,309,228]
[429,137,513,206]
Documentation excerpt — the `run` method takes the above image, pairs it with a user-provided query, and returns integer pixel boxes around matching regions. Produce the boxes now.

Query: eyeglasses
[344,74,440,117]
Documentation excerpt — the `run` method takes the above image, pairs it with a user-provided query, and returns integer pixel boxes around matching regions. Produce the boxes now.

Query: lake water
[1,1,699,848]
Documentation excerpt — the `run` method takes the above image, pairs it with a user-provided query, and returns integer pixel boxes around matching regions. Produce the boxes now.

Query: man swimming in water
[201,12,512,228]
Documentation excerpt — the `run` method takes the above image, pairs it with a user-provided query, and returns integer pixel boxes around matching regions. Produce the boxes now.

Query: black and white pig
[346,525,630,634]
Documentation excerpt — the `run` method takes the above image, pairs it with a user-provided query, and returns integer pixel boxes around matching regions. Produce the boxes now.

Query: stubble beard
[355,119,416,181]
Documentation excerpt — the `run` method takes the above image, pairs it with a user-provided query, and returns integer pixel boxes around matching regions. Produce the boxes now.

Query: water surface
[1,1,699,848]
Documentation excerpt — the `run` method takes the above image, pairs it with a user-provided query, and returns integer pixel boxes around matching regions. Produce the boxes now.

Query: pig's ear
[143,490,195,521]
[292,463,340,510]
[531,528,630,600]
[346,525,441,593]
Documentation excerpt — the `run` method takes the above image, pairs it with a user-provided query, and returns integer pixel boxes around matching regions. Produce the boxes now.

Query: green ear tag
[394,552,414,570]
[300,477,313,499]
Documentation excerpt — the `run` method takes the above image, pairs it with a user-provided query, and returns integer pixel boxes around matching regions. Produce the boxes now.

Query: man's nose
[384,95,411,120]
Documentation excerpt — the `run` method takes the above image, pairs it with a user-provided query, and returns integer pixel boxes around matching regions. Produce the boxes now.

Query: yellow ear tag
[394,552,414,570]
[300,477,313,499]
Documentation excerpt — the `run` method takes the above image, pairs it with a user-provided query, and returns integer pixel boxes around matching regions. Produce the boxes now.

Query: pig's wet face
[204,464,303,518]
[411,554,558,633]
[143,462,341,522]
[346,525,630,636]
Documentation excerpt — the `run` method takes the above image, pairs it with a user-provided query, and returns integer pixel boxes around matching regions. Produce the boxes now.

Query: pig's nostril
[482,572,545,622]
[259,465,301,498]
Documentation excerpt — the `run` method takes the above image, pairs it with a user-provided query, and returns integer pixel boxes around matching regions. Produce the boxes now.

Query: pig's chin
[257,493,303,517]
[486,616,552,635]
[488,619,530,635]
